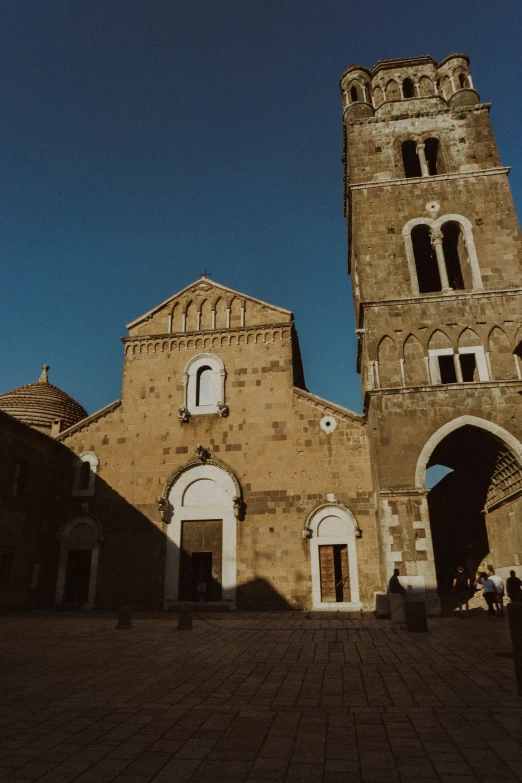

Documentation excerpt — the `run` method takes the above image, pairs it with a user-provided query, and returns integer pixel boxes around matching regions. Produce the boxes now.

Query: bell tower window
[403,78,415,98]
[442,222,465,290]
[411,224,441,293]
[402,140,422,178]
[424,138,440,175]
[350,85,358,102]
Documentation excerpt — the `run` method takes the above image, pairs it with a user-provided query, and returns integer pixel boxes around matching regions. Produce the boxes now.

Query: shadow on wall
[17,448,301,612]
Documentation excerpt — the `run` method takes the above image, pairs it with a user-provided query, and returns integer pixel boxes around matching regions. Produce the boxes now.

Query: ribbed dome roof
[0,365,87,434]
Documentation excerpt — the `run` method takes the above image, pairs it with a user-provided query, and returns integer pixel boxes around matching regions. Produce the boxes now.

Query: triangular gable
[126,279,293,336]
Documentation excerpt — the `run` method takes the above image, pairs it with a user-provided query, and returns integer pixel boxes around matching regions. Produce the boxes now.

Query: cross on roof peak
[199,269,212,279]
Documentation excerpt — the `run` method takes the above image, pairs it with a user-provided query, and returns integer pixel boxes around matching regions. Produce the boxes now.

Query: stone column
[430,229,452,292]
[416,143,429,177]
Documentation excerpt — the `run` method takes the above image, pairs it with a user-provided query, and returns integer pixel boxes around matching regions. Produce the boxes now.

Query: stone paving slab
[0,610,520,782]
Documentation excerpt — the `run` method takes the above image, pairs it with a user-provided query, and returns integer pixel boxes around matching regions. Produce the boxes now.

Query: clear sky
[1,0,521,415]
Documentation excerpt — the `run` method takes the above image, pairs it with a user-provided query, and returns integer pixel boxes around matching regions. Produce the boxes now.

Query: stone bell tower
[340,54,522,603]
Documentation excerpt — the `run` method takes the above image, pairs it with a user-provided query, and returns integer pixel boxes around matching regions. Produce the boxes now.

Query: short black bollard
[405,600,428,632]
[177,605,193,630]
[507,602,522,695]
[116,605,132,629]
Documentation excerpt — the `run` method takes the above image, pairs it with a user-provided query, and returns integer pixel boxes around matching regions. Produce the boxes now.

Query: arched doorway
[416,417,522,595]
[163,462,241,609]
[306,505,361,610]
[55,517,102,609]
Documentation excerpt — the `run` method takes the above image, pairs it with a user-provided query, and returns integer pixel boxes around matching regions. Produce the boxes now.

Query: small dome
[0,365,87,435]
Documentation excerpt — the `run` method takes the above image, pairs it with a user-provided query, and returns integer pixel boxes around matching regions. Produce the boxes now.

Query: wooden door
[319,544,349,602]
[179,520,223,601]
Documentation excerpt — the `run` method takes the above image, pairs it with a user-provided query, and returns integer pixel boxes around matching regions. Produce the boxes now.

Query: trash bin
[405,600,428,632]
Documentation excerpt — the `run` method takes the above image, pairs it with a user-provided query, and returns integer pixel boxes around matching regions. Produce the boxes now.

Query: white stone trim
[182,353,226,415]
[415,415,522,489]
[163,463,238,609]
[72,452,99,497]
[55,516,103,610]
[306,505,361,611]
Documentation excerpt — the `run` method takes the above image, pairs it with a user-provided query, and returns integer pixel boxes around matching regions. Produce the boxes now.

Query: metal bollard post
[507,602,522,695]
[177,605,193,630]
[116,605,132,629]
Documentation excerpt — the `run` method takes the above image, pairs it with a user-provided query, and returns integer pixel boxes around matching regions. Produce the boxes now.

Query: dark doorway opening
[179,519,223,602]
[64,550,91,604]
[319,544,350,602]
[459,353,477,382]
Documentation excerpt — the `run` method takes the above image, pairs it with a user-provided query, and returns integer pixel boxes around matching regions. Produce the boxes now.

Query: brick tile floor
[0,610,520,782]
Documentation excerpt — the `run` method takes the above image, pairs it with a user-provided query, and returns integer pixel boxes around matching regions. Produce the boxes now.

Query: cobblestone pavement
[0,610,520,783]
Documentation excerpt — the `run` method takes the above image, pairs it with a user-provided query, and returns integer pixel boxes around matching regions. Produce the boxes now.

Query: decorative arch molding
[55,515,104,610]
[415,415,522,489]
[162,461,243,609]
[160,457,244,510]
[305,504,362,611]
[403,213,483,295]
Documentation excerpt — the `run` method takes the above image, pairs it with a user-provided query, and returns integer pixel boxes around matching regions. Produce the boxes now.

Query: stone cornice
[293,387,364,423]
[348,166,509,192]
[365,379,522,410]
[361,286,522,310]
[57,400,121,440]
[345,102,491,128]
[122,323,294,354]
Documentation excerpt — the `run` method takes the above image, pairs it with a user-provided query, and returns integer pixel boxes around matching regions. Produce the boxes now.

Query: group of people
[453,564,522,618]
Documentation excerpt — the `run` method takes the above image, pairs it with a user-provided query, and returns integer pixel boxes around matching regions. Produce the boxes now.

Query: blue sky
[1,0,521,415]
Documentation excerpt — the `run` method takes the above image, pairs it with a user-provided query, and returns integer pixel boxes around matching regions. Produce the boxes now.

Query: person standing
[506,570,522,603]
[452,565,470,615]
[487,566,504,617]
[477,572,500,618]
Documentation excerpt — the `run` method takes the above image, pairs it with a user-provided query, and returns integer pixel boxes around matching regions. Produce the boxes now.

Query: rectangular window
[438,355,457,384]
[12,460,27,497]
[459,353,477,382]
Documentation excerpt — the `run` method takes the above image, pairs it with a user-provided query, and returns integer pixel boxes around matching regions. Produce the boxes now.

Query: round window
[320,416,337,433]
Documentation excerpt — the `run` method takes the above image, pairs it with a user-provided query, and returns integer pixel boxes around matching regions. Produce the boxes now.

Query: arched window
[183,354,226,415]
[403,215,482,296]
[411,225,441,293]
[403,78,415,98]
[350,85,358,102]
[424,137,440,175]
[196,366,213,406]
[386,80,400,101]
[458,72,469,89]
[442,222,465,290]
[72,452,98,497]
[402,140,422,178]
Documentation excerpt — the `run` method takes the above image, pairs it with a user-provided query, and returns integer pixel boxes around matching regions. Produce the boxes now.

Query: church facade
[1,52,521,612]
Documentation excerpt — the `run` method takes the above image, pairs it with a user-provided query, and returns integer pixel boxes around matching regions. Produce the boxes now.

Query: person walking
[452,565,470,615]
[506,570,522,603]
[487,566,504,617]
[477,572,500,618]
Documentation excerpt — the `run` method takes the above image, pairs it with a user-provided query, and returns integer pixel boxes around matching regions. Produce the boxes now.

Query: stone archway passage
[421,422,522,593]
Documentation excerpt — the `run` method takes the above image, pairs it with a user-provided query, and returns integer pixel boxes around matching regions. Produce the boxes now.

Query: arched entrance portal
[163,462,240,609]
[306,505,362,611]
[416,417,522,595]
[55,517,103,609]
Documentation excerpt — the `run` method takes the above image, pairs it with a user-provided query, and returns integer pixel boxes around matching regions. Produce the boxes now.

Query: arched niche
[305,505,361,610]
[163,462,241,609]
[55,516,103,610]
